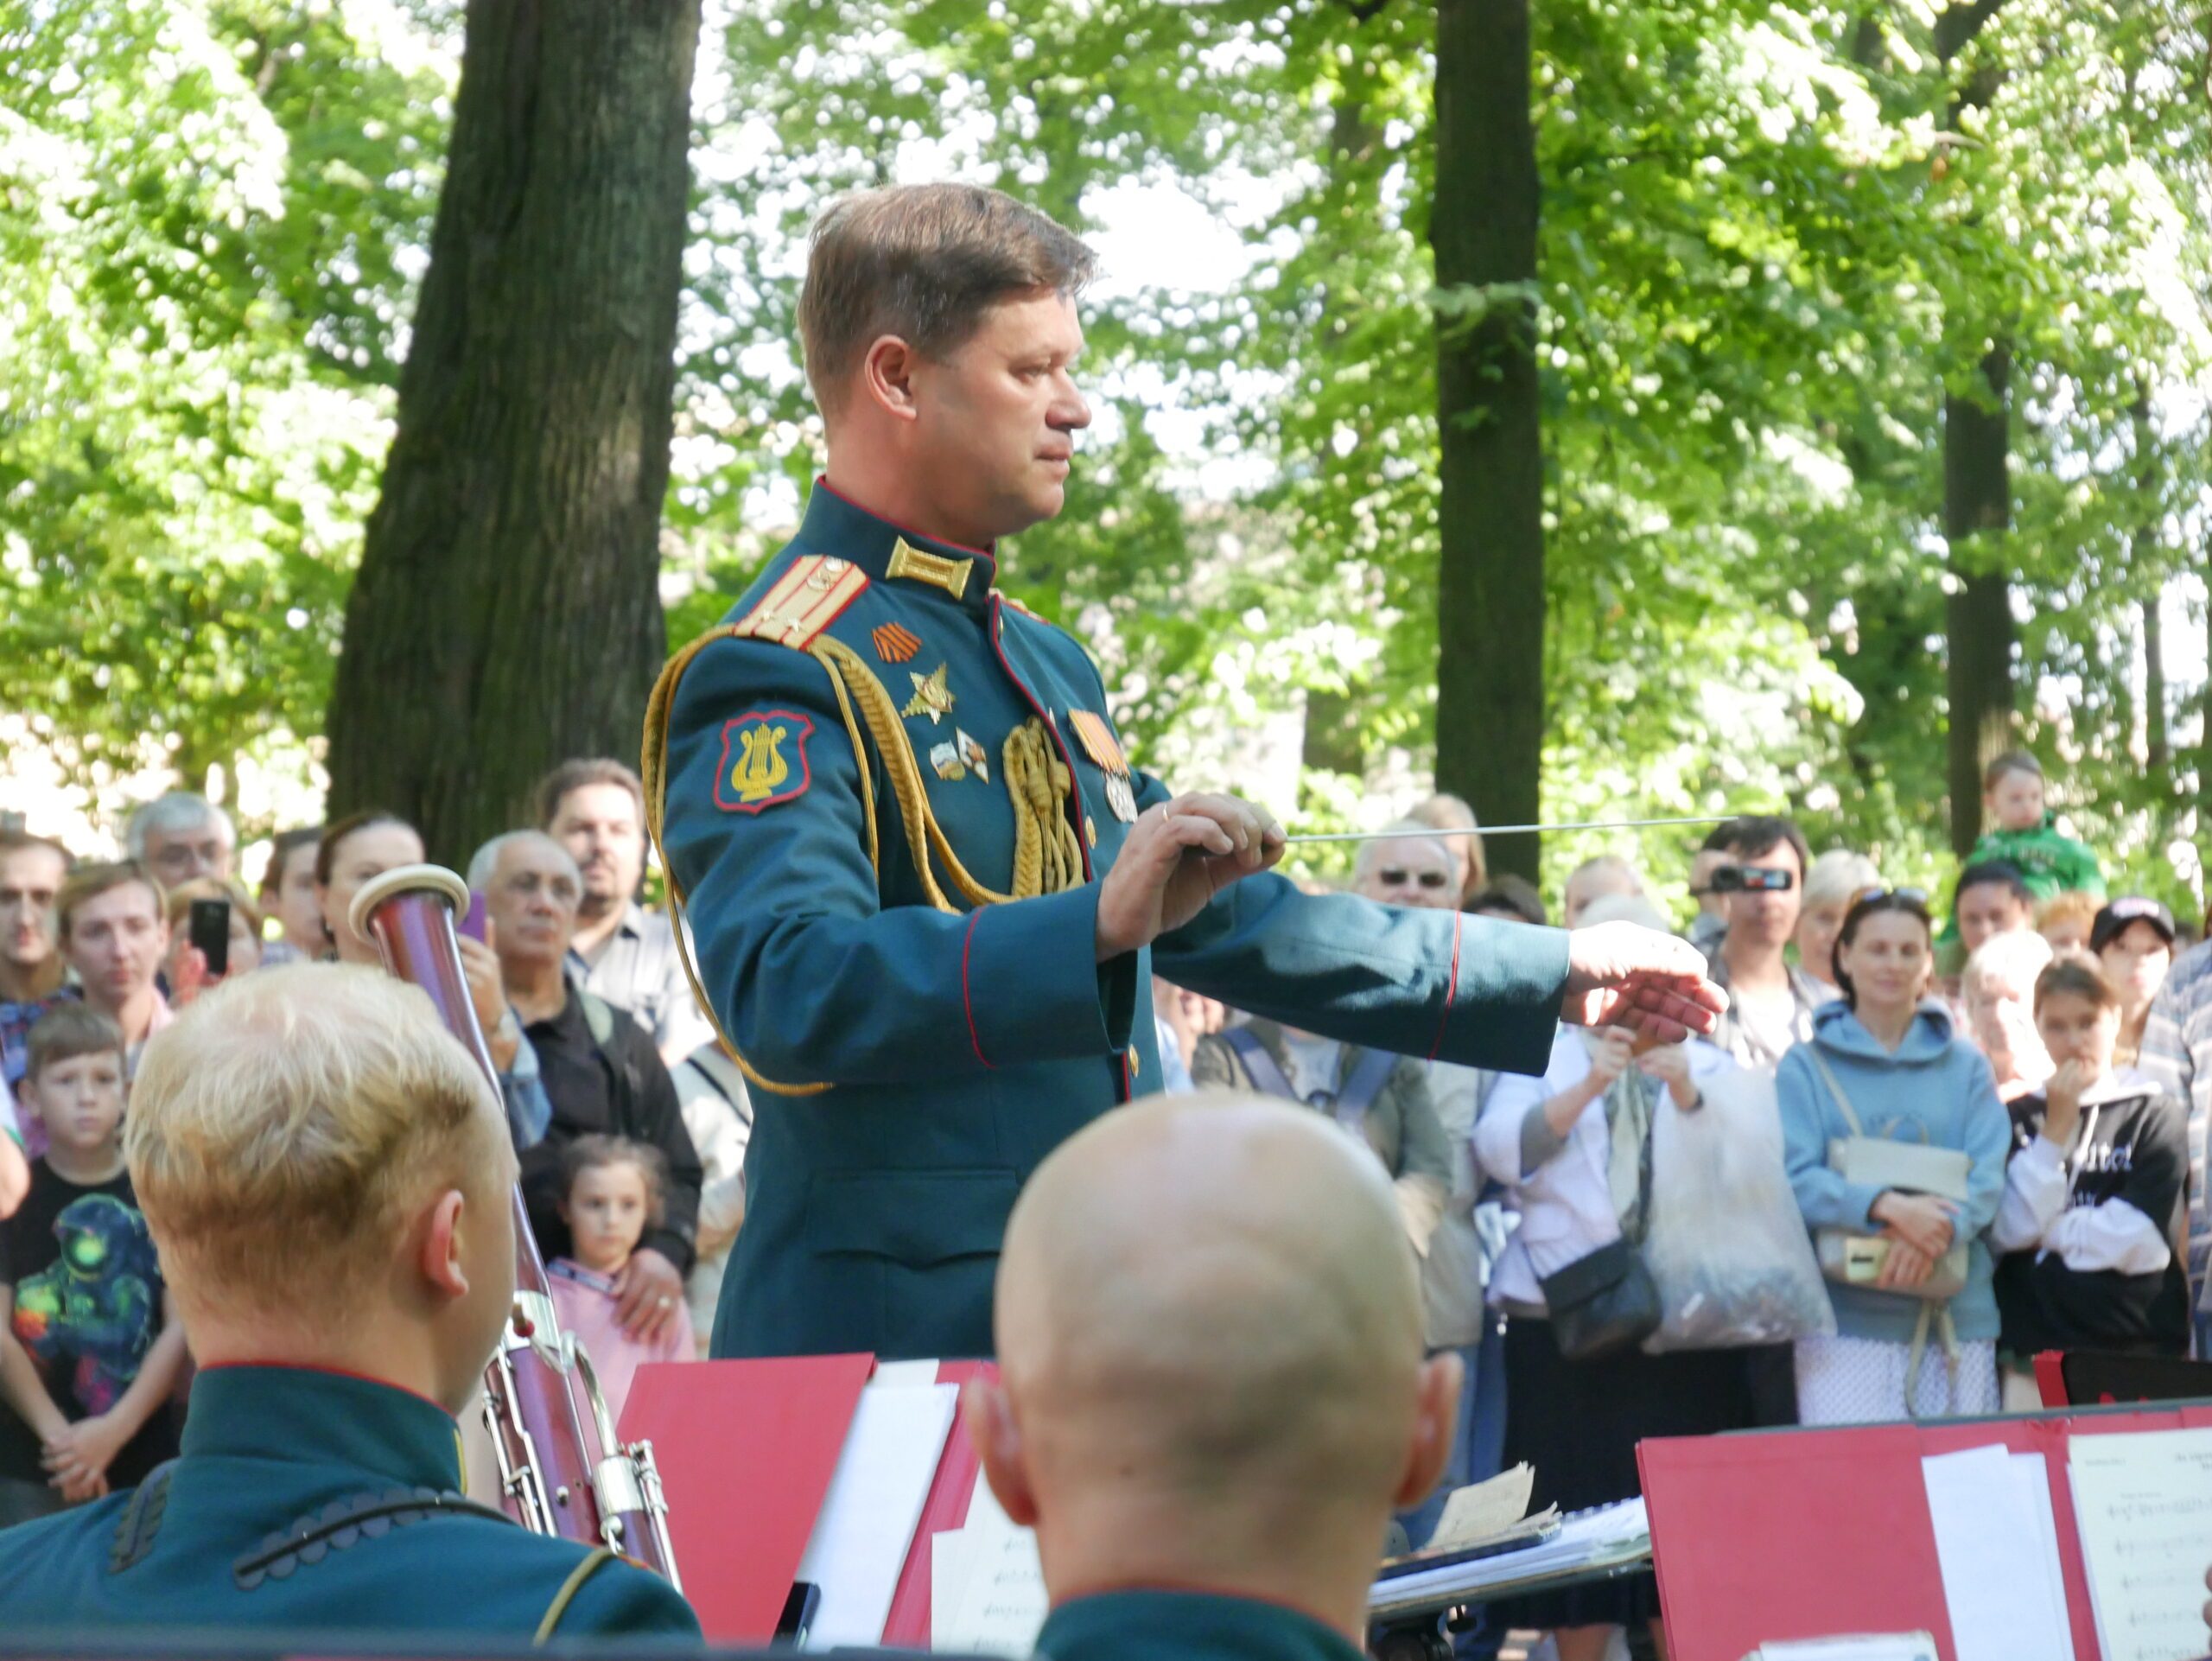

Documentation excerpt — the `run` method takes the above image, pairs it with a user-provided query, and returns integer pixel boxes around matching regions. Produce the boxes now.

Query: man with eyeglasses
[123,793,236,891]
[469,831,702,1348]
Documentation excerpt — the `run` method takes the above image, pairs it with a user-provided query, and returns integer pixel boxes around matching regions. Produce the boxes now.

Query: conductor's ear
[962,1375,1039,1528]
[861,335,922,423]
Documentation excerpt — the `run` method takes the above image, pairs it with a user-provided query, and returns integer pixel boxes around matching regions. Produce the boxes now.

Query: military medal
[902,662,955,725]
[1070,710,1139,822]
[931,728,990,784]
[957,729,989,781]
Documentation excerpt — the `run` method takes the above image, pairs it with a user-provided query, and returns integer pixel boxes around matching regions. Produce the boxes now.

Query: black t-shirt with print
[0,1161,180,1486]
[1994,1086,2190,1358]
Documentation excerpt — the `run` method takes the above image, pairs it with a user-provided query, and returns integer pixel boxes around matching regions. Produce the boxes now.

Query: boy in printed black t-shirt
[1992,956,2189,1398]
[0,1004,186,1526]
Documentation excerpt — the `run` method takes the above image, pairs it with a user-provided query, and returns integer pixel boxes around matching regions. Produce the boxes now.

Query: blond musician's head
[128,963,518,1414]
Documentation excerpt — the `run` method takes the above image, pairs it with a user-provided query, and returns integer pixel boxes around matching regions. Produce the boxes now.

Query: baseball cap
[2090,896,2177,954]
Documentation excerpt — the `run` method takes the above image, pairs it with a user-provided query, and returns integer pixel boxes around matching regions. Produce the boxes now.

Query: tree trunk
[1432,0,1544,880]
[327,0,701,865]
[1943,343,2014,857]
[1938,0,2014,858]
[1300,86,1383,786]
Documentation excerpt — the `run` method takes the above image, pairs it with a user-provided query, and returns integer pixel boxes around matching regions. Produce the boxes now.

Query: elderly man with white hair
[125,792,236,890]
[469,830,702,1346]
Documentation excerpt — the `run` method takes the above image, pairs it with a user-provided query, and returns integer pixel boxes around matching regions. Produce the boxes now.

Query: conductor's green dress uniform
[647,480,1574,1362]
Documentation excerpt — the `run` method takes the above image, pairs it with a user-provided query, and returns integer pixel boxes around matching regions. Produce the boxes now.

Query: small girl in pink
[546,1135,694,1430]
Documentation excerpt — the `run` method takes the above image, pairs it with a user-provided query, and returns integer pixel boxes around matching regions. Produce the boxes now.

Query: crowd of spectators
[3,748,2209,1661]
[0,762,757,1521]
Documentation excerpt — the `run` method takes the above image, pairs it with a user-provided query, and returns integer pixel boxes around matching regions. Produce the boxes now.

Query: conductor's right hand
[1096,793,1286,961]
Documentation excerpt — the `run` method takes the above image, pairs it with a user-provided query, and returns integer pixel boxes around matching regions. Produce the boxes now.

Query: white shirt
[1474,1030,1733,1310]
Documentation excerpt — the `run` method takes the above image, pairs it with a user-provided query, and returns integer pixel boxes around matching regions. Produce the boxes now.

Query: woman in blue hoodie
[1778,890,2012,1422]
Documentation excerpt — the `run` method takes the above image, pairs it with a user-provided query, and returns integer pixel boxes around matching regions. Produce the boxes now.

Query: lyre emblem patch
[714,710,817,813]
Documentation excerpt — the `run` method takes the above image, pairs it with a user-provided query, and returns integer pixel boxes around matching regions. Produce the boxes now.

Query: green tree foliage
[0,0,449,799]
[5,0,2207,912]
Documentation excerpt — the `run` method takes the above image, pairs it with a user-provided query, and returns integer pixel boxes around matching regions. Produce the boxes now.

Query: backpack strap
[689,1046,754,1125]
[1222,1028,1299,1104]
[1332,1047,1399,1128]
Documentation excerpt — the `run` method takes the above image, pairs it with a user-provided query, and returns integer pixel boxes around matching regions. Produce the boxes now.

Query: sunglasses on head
[1380,868,1455,889]
[1856,886,1929,907]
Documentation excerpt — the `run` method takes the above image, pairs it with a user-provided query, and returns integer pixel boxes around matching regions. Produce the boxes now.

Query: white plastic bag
[1642,1065,1836,1352]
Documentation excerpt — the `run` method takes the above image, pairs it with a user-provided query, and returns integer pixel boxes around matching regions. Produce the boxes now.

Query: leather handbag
[1804,1048,1971,1300]
[1540,1235,1662,1362]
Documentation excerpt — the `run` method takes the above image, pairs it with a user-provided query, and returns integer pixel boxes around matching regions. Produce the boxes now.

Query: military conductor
[647,183,1721,1362]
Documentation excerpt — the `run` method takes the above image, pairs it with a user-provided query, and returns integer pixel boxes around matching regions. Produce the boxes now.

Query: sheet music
[931,1474,1049,1656]
[1919,1446,2071,1661]
[2068,1427,2212,1661]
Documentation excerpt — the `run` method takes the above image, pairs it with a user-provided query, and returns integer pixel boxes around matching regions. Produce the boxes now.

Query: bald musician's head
[965,1091,1460,1640]
[129,964,519,1415]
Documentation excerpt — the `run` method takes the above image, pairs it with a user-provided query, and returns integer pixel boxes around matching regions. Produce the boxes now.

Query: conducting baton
[1282,814,1736,846]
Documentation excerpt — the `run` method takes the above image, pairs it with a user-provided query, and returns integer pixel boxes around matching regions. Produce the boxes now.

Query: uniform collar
[802,478,1001,615]
[183,1364,463,1489]
[1037,1589,1364,1661]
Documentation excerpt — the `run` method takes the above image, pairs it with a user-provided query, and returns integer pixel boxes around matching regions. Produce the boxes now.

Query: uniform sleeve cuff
[963,884,1133,1069]
[1436,921,1573,1076]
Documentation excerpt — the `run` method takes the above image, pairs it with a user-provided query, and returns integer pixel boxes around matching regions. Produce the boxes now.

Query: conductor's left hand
[1096,793,1286,961]
[613,1247,685,1343]
[1562,921,1726,1045]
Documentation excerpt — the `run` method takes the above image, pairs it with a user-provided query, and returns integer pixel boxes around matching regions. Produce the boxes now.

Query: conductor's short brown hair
[798,183,1098,417]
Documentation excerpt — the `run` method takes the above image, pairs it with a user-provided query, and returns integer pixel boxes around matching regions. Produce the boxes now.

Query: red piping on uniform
[1427,911,1463,1060]
[962,908,992,1069]
[815,475,1000,574]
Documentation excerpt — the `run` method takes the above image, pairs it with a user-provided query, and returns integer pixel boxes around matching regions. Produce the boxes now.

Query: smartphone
[188,896,231,978]
[458,890,490,945]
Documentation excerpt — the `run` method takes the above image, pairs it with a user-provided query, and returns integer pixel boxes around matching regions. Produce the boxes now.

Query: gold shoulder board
[733,556,870,649]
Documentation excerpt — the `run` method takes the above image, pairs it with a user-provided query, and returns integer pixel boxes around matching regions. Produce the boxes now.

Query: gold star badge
[902,662,955,725]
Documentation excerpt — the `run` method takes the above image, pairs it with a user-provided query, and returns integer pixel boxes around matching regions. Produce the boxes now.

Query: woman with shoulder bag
[1473,894,1754,1661]
[1778,889,2012,1423]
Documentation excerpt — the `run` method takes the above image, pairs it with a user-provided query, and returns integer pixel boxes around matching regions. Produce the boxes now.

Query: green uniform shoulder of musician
[0,965,699,1642]
[645,183,1723,1364]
